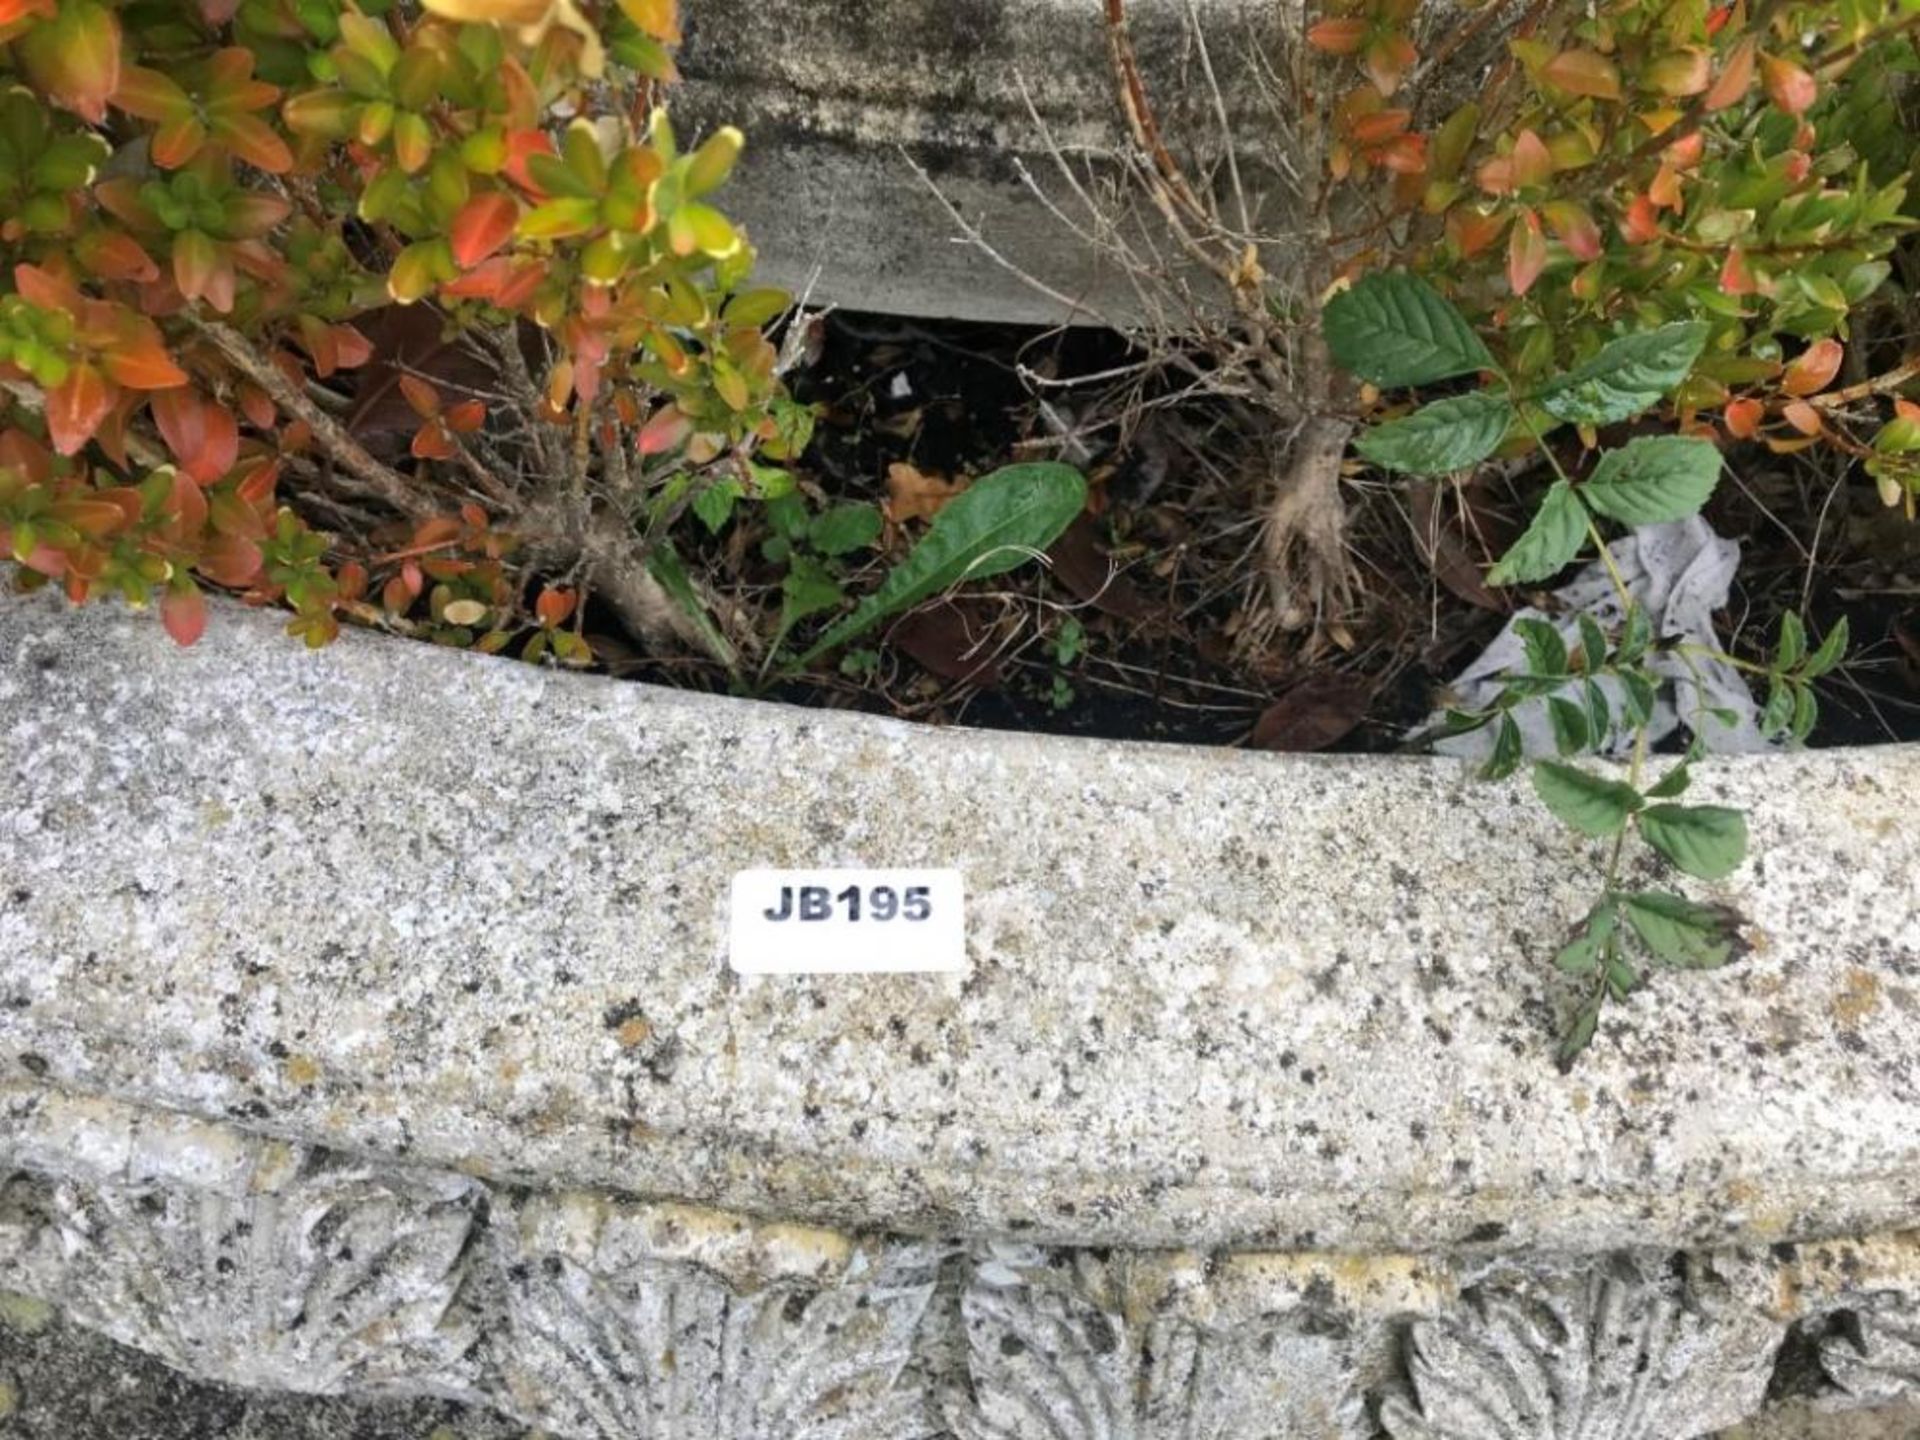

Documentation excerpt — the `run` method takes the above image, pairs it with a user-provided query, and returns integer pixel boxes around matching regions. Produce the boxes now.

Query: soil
[595,308,1920,753]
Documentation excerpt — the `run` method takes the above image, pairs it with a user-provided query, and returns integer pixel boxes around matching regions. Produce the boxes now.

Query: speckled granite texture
[4,593,1918,1253]
[3,592,1919,1438]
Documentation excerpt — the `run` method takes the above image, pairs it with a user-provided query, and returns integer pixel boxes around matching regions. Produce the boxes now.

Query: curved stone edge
[6,1082,1920,1440]
[5,593,1920,1256]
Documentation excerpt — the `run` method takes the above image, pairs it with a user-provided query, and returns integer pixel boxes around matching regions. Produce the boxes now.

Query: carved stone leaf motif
[1823,1300,1920,1405]
[2,1164,480,1395]
[499,1251,936,1440]
[1379,1263,1778,1440]
[945,1273,1366,1440]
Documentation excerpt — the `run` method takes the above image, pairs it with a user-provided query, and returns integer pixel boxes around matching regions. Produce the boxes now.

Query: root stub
[1256,414,1359,638]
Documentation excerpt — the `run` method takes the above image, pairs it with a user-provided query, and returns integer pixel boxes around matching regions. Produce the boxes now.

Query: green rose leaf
[1619,890,1744,969]
[1640,803,1748,879]
[1532,760,1642,837]
[1487,480,1586,586]
[1322,271,1495,388]
[1580,435,1723,525]
[1357,391,1513,475]
[1534,322,1711,426]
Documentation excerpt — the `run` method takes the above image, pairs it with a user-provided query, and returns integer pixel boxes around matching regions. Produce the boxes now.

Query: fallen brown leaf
[891,600,1003,686]
[1409,479,1510,614]
[886,461,968,524]
[1047,516,1154,621]
[1250,673,1375,752]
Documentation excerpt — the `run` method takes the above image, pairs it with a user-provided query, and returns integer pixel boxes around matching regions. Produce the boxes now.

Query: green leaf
[1548,696,1590,755]
[1583,678,1611,745]
[1617,603,1651,665]
[1619,670,1658,727]
[1580,436,1723,525]
[1356,391,1512,475]
[795,463,1086,664]
[1644,762,1691,798]
[1803,616,1848,678]
[1554,933,1600,975]
[1776,610,1806,670]
[1638,803,1748,879]
[1761,675,1793,735]
[646,542,737,671]
[1321,271,1494,388]
[1482,712,1523,781]
[1532,760,1642,837]
[780,554,845,631]
[1534,322,1711,425]
[1790,683,1818,742]
[1578,615,1609,674]
[1556,991,1603,1072]
[810,502,882,557]
[1487,481,1586,586]
[691,477,741,533]
[1619,890,1743,969]
[1516,617,1569,677]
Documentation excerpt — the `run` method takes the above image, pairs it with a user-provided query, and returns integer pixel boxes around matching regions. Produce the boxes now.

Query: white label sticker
[728,868,966,975]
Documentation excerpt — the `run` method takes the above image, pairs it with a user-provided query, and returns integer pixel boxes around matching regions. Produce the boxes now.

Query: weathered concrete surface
[3,592,1918,1257]
[676,0,1255,323]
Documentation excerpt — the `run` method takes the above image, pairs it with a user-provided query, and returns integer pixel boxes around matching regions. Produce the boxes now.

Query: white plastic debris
[1424,517,1773,760]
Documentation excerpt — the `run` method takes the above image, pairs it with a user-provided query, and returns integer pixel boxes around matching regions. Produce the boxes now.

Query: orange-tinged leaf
[45,362,113,455]
[330,324,373,370]
[100,326,188,390]
[1364,31,1416,95]
[210,112,294,173]
[399,374,443,419]
[1474,154,1513,196]
[636,402,691,455]
[1647,164,1683,210]
[1507,206,1547,296]
[1781,339,1841,397]
[152,114,209,168]
[1306,16,1369,54]
[17,0,120,124]
[1643,48,1711,97]
[412,420,457,460]
[1542,49,1621,101]
[450,191,520,268]
[74,230,158,284]
[1719,244,1756,296]
[617,0,679,41]
[1761,54,1816,116]
[173,230,234,311]
[1509,129,1551,190]
[536,585,576,627]
[152,387,240,483]
[1541,199,1601,260]
[1664,131,1706,169]
[199,531,263,587]
[162,581,208,645]
[1447,204,1507,258]
[420,0,551,20]
[1781,399,1822,436]
[1724,397,1765,438]
[1348,108,1412,144]
[1620,193,1660,244]
[1703,37,1757,113]
[445,399,486,433]
[114,65,192,121]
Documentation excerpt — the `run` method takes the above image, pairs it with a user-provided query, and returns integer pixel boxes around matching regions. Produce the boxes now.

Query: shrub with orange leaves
[1309,0,1919,507]
[1,0,796,661]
